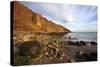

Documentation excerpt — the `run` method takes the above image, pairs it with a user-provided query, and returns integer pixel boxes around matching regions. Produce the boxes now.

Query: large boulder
[18,40,42,59]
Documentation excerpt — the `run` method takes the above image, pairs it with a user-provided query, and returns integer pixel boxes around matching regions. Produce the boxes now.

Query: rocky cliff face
[12,1,71,32]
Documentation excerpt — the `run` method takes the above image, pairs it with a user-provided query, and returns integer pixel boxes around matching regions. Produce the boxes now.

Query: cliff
[12,1,71,32]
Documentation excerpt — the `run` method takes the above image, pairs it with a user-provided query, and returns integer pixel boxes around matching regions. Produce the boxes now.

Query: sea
[64,32,97,42]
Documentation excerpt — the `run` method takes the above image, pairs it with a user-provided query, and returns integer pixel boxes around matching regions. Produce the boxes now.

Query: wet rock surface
[13,31,66,65]
[13,31,97,65]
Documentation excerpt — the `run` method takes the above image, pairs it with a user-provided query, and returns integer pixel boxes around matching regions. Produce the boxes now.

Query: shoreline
[13,32,97,65]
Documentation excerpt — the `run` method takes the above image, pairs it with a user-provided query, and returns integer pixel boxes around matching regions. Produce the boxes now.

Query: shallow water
[64,32,97,42]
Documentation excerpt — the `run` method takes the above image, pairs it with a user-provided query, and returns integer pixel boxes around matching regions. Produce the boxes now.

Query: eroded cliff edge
[12,1,71,32]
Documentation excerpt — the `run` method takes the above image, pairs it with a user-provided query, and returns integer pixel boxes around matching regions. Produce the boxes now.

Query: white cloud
[20,1,97,32]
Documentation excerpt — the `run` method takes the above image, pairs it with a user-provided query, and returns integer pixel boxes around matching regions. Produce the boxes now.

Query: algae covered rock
[18,40,42,59]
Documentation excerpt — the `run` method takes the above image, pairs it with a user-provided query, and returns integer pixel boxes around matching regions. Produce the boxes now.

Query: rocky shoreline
[13,32,97,66]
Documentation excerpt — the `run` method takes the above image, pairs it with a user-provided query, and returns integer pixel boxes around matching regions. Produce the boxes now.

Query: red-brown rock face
[12,1,71,32]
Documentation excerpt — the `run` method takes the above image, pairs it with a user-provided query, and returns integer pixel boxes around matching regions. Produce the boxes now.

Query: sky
[20,1,97,32]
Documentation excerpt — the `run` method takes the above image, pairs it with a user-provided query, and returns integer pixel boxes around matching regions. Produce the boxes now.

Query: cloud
[20,1,97,32]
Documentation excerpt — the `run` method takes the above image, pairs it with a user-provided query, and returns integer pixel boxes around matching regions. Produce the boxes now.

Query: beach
[13,32,97,65]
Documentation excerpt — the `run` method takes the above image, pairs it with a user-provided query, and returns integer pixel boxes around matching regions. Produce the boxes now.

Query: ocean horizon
[64,32,97,42]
